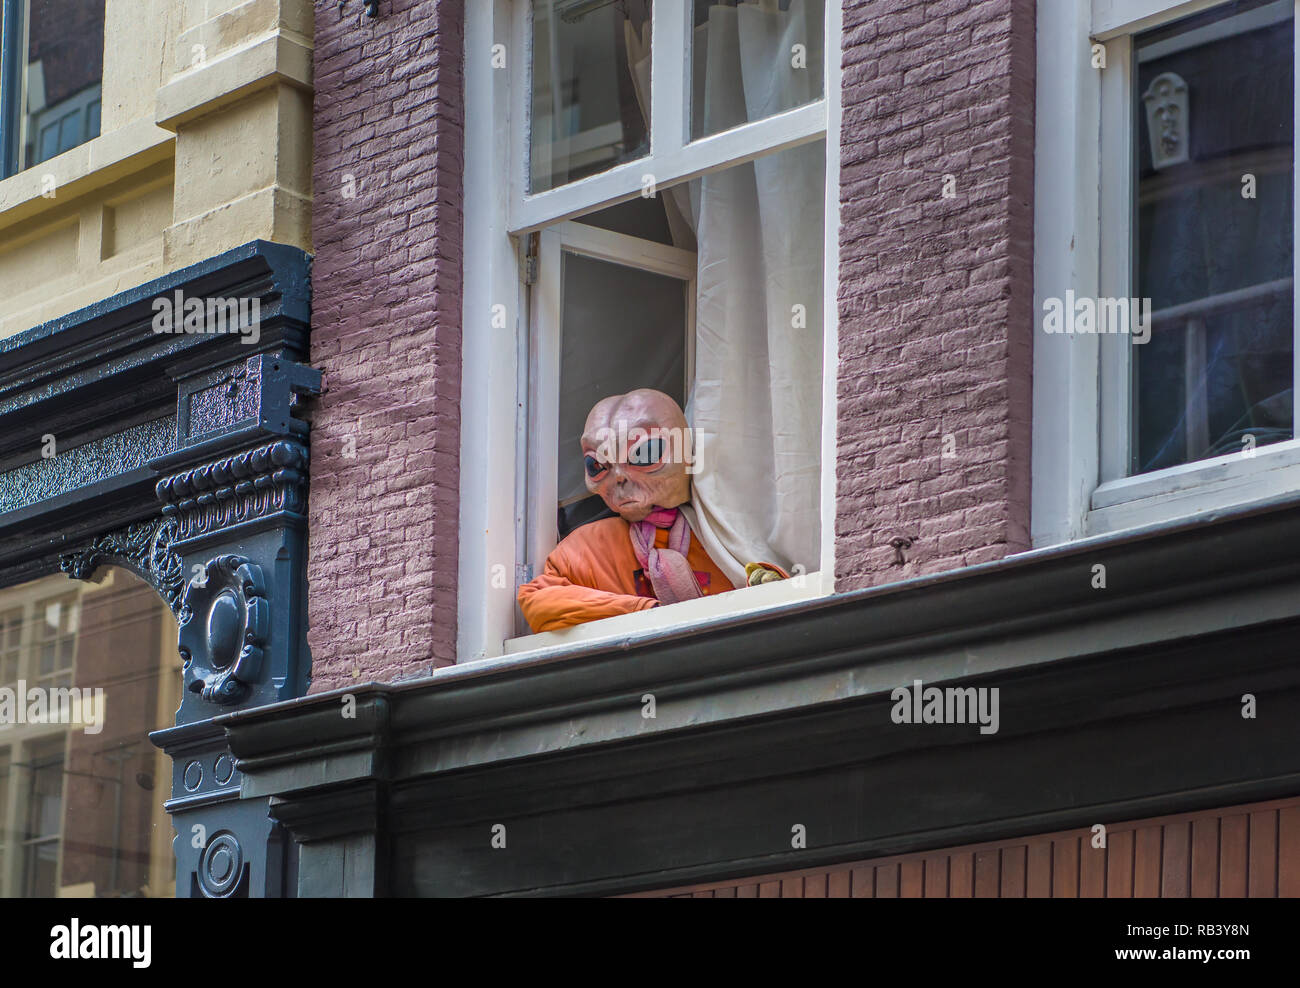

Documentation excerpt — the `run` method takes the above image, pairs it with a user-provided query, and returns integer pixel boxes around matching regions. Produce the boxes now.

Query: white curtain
[627,1,825,585]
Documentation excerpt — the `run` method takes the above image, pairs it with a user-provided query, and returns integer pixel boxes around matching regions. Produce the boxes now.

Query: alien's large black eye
[628,438,665,467]
[584,455,608,479]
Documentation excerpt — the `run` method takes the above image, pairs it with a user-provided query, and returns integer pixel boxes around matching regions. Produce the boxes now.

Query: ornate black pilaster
[137,246,319,899]
[154,432,314,714]
[150,359,319,894]
[0,241,315,898]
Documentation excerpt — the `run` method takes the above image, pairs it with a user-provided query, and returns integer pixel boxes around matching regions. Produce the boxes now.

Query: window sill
[502,571,827,657]
[0,118,173,233]
[1087,439,1300,535]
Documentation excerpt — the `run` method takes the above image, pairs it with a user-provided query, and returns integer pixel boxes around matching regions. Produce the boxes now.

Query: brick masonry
[835,0,1035,588]
[306,0,1035,680]
[306,0,464,690]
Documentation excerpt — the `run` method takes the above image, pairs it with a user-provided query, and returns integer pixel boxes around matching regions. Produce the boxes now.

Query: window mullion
[510,102,827,234]
[1293,0,1300,436]
[507,0,531,234]
[1098,34,1134,483]
[649,0,689,164]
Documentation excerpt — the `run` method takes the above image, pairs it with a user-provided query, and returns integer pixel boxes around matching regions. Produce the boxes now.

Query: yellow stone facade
[0,0,313,340]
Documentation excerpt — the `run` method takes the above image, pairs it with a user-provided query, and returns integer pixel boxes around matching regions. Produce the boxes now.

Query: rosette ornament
[178,555,269,705]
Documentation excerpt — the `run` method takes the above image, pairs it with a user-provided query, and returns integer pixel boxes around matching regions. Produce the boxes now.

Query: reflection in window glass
[22,740,62,897]
[690,0,825,141]
[1133,0,1294,474]
[529,0,651,193]
[0,749,8,883]
[0,570,179,898]
[1,0,104,178]
[0,610,20,687]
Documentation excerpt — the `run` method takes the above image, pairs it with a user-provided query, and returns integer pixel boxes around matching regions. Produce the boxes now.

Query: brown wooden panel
[949,852,973,898]
[924,855,949,897]
[1219,815,1249,897]
[1053,837,1080,898]
[1190,817,1219,898]
[632,796,1300,898]
[1080,835,1106,898]
[827,870,851,898]
[1000,844,1026,898]
[1026,841,1052,898]
[875,862,899,898]
[900,858,924,898]
[1107,829,1134,898]
[1249,810,1278,897]
[1161,821,1190,898]
[1134,826,1162,898]
[974,849,1000,898]
[850,867,874,898]
[1278,807,1300,898]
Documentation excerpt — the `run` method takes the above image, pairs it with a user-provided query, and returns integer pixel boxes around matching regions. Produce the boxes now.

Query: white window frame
[1033,0,1300,546]
[523,222,698,592]
[460,0,842,661]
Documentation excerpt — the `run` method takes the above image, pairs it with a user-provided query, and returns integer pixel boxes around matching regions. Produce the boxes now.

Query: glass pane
[25,744,62,840]
[0,748,9,843]
[0,571,179,898]
[0,608,19,686]
[690,0,825,141]
[529,0,652,193]
[557,252,687,537]
[9,0,105,176]
[1132,0,1294,474]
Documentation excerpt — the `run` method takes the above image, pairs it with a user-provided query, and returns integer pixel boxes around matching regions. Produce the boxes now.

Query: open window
[497,0,835,645]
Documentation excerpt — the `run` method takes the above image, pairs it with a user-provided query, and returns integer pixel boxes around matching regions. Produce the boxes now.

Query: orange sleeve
[517,552,657,633]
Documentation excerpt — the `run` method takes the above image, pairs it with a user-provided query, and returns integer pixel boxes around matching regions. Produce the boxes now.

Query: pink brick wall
[835,0,1035,589]
[306,0,1036,681]
[307,0,464,689]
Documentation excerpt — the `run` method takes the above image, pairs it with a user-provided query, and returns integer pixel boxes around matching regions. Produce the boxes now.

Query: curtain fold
[625,1,824,585]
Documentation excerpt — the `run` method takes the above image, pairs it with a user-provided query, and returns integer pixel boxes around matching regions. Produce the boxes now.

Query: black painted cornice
[220,495,1300,894]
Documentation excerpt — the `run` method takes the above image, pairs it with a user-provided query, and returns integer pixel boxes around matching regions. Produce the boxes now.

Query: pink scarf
[628,507,704,605]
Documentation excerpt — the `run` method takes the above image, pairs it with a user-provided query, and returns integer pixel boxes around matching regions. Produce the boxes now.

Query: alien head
[581,389,692,523]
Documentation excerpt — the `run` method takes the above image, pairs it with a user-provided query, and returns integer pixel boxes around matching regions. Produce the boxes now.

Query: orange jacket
[518,516,735,633]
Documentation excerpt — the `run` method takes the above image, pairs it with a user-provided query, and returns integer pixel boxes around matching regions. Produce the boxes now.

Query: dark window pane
[13,0,105,174]
[529,0,651,193]
[556,251,687,536]
[1133,0,1294,474]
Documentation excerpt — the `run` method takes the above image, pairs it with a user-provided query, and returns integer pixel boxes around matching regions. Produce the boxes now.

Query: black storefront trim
[221,495,1300,896]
